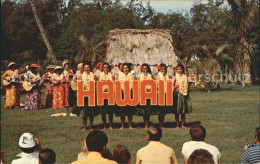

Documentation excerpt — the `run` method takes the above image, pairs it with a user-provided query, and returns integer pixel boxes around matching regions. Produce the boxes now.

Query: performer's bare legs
[120,116,125,129]
[128,116,133,129]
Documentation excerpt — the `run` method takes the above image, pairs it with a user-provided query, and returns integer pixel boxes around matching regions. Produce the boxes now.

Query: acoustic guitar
[2,77,17,86]
[70,80,78,91]
[23,77,41,91]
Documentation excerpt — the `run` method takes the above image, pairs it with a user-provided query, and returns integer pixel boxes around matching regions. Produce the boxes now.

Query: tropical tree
[209,0,259,86]
[29,0,57,64]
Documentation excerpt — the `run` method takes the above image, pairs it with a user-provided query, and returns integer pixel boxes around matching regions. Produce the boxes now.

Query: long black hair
[102,62,111,72]
[142,63,152,74]
[122,63,131,71]
[83,61,93,71]
[177,64,185,73]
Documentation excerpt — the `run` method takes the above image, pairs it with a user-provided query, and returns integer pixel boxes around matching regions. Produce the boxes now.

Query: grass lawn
[1,84,259,163]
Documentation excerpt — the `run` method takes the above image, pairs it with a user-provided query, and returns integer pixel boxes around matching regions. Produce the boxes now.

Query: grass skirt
[173,90,192,114]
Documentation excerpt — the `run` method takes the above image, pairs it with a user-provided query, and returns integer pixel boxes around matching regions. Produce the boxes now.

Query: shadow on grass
[191,86,242,93]
[91,121,202,130]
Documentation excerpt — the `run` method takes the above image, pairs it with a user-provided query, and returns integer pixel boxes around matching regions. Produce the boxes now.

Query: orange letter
[77,81,95,106]
[166,80,173,106]
[140,80,157,105]
[115,80,139,106]
[97,81,115,105]
[158,80,165,106]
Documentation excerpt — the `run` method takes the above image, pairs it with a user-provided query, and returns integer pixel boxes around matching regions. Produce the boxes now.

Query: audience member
[102,149,113,160]
[241,127,260,164]
[77,138,88,160]
[113,145,131,164]
[1,151,5,164]
[181,125,221,164]
[39,148,56,164]
[136,124,178,164]
[71,130,117,164]
[12,132,42,164]
[187,149,214,164]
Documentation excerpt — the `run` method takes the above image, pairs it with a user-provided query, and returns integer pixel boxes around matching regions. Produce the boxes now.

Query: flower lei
[176,73,187,96]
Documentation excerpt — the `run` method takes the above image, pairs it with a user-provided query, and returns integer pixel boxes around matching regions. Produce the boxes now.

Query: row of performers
[1,61,192,129]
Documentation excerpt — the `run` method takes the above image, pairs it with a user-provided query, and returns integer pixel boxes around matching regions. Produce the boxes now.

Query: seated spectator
[77,138,88,160]
[39,148,56,164]
[12,132,42,164]
[113,145,131,164]
[102,149,113,160]
[182,125,221,164]
[1,151,5,164]
[71,130,117,164]
[136,124,178,164]
[187,149,214,164]
[241,127,260,164]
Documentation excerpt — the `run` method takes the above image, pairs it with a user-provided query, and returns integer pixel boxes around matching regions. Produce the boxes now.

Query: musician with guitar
[62,60,74,108]
[1,62,20,109]
[52,66,65,109]
[24,63,42,110]
[43,65,55,108]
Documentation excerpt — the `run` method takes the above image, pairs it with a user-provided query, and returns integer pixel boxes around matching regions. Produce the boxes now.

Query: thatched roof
[105,29,177,67]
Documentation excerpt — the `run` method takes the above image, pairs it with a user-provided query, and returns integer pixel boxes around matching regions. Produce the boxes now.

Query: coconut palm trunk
[29,0,57,65]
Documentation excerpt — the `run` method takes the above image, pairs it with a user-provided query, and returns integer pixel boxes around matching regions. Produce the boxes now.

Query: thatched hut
[105,29,177,75]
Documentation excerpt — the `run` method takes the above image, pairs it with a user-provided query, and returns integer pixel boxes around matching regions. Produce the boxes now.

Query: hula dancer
[52,66,65,109]
[99,62,115,129]
[155,63,170,128]
[118,63,135,129]
[43,65,54,108]
[2,62,20,109]
[24,64,41,110]
[172,64,192,128]
[80,61,97,131]
[138,63,154,129]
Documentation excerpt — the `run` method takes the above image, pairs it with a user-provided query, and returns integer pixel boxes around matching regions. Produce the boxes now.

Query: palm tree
[209,0,259,87]
[29,0,57,64]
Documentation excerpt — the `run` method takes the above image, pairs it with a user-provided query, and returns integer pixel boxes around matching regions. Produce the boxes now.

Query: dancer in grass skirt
[73,61,98,131]
[155,63,171,128]
[137,63,156,129]
[172,64,192,128]
[98,62,115,129]
[116,63,135,129]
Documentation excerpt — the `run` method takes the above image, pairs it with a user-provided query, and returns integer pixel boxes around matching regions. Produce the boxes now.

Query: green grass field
[1,84,259,163]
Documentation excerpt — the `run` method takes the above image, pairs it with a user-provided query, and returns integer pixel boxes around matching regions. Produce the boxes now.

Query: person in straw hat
[1,62,20,109]
[51,66,65,109]
[43,65,55,108]
[24,63,41,110]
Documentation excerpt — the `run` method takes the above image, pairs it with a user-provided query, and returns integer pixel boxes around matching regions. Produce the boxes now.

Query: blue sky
[121,0,209,13]
[77,0,210,13]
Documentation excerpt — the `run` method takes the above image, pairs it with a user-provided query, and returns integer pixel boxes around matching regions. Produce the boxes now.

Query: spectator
[1,151,5,164]
[113,145,131,164]
[102,149,113,160]
[12,133,42,164]
[187,149,214,164]
[77,138,88,160]
[71,130,117,164]
[39,148,56,164]
[241,127,260,164]
[136,124,178,164]
[182,125,221,164]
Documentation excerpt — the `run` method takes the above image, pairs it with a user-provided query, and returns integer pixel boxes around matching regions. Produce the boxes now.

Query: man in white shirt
[12,132,42,164]
[181,125,221,164]
[136,124,178,164]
